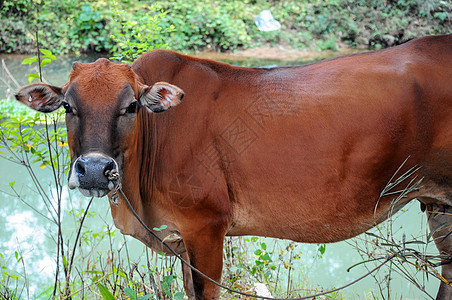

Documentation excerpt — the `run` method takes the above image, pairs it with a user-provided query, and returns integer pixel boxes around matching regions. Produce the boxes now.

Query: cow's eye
[61,101,73,114]
[125,101,140,114]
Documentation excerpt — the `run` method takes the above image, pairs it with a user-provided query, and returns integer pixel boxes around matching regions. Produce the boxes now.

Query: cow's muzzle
[68,153,119,197]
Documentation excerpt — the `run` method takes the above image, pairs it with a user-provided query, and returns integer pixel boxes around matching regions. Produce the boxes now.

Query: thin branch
[36,32,43,82]
[7,186,53,223]
[64,197,94,297]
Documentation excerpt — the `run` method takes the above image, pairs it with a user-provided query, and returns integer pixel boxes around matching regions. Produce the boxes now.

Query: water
[0,52,440,299]
[0,53,104,100]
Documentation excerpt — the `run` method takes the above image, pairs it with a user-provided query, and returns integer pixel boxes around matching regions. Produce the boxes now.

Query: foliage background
[0,0,450,55]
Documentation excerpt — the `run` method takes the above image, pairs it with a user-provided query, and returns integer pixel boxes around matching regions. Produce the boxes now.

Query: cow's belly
[225,159,452,244]
[226,186,408,243]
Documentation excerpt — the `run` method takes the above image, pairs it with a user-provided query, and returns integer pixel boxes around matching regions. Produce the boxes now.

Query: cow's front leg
[426,203,452,299]
[182,227,226,300]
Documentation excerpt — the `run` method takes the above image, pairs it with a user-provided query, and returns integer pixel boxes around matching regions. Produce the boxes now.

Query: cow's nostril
[103,161,114,177]
[75,159,86,176]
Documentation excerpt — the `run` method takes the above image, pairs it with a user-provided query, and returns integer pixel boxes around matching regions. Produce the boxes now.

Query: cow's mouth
[78,187,113,198]
[68,153,119,198]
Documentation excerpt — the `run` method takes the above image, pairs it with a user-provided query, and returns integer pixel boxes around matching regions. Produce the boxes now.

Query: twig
[36,32,43,82]
[14,238,30,299]
[6,186,53,222]
[64,197,94,297]
[1,59,21,89]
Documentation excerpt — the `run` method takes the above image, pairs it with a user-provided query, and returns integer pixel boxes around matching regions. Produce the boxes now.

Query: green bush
[0,0,450,54]
[154,0,255,51]
[110,2,172,62]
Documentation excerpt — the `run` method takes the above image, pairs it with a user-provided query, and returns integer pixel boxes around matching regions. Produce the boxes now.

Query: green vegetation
[1,0,450,55]
[109,2,173,63]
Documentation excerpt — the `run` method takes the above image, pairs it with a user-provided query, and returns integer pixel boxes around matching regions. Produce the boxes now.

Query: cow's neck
[110,111,165,239]
[136,111,162,204]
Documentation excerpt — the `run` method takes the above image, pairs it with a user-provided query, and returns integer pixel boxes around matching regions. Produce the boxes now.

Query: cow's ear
[15,83,64,113]
[139,82,184,113]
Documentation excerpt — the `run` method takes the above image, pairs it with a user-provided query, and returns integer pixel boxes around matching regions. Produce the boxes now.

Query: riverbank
[197,42,365,61]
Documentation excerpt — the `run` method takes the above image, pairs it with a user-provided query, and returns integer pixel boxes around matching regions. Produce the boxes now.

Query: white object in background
[253,282,273,298]
[254,9,281,32]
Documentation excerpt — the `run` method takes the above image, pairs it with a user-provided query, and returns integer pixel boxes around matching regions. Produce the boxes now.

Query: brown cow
[15,34,452,299]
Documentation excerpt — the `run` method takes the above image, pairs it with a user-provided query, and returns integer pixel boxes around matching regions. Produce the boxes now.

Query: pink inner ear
[29,91,47,108]
[159,89,173,107]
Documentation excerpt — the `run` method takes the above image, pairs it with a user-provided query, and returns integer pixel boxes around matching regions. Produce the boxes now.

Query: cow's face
[15,58,184,197]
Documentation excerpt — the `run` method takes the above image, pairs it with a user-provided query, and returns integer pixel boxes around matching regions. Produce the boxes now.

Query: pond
[0,52,440,299]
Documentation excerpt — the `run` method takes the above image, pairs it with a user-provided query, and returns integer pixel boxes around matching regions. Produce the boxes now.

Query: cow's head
[15,58,184,197]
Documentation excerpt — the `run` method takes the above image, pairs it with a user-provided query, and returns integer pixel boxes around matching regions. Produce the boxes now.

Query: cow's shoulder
[409,34,452,49]
[395,34,452,64]
[134,49,185,66]
[132,49,224,86]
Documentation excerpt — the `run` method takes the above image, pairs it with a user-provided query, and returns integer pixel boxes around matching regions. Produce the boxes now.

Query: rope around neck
[105,169,394,299]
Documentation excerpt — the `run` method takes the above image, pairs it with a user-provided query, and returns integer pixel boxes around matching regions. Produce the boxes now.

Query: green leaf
[9,181,15,187]
[124,287,137,300]
[21,56,38,65]
[40,58,52,67]
[165,275,174,285]
[62,255,68,269]
[262,253,271,261]
[39,48,51,56]
[173,292,185,300]
[92,11,101,20]
[153,224,167,231]
[39,49,57,60]
[27,72,40,83]
[97,283,117,300]
[10,274,20,281]
[81,5,92,13]
[80,13,91,21]
[116,268,127,279]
